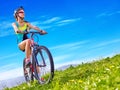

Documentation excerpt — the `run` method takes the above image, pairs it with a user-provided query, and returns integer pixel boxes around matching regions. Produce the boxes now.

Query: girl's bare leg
[18,39,31,59]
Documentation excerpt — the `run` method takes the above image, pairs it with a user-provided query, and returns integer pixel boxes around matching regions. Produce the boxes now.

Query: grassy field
[5,54,120,90]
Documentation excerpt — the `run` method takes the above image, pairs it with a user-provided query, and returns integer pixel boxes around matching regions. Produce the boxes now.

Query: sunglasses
[18,11,24,14]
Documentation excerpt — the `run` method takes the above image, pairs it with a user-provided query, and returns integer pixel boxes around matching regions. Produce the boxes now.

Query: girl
[12,6,47,66]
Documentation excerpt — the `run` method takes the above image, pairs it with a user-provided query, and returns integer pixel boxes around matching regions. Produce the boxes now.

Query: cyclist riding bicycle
[12,6,47,66]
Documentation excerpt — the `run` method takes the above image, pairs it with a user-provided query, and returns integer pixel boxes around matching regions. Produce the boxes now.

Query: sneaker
[24,68,28,74]
[25,58,31,67]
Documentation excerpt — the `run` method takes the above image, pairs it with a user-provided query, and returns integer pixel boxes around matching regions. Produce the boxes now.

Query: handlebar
[24,31,47,35]
[24,31,47,40]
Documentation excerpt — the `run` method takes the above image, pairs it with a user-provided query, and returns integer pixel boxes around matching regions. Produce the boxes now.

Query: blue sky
[0,0,120,80]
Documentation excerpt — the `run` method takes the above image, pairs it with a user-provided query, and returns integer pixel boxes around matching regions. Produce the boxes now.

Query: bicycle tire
[33,46,54,84]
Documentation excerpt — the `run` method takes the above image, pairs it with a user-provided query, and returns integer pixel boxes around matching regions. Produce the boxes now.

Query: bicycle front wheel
[34,46,54,84]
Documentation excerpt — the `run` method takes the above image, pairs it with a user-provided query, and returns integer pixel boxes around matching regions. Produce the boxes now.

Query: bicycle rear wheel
[33,46,54,84]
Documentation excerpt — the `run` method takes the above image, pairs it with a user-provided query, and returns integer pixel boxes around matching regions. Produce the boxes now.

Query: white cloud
[0,21,13,37]
[31,21,53,29]
[31,17,81,30]
[56,18,81,26]
[54,54,72,62]
[0,21,12,29]
[42,17,61,24]
[32,17,61,25]
[31,17,60,25]
[50,40,89,50]
[0,63,18,73]
[96,13,106,17]
[31,21,40,26]
[92,39,120,49]
[117,11,120,13]
[96,11,120,18]
[0,53,19,60]
[0,67,23,80]
[58,18,81,23]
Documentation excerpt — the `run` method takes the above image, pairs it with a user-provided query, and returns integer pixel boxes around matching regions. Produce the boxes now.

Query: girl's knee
[26,39,31,44]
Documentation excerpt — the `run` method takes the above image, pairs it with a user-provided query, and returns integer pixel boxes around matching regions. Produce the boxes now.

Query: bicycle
[23,31,54,85]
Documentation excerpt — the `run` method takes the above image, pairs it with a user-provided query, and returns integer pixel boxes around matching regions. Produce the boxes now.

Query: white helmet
[13,6,24,19]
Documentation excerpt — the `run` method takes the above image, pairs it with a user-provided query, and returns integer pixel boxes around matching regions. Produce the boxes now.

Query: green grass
[4,54,120,90]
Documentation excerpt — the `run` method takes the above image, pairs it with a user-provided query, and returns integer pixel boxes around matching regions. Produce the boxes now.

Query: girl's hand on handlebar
[40,30,47,35]
[17,30,26,34]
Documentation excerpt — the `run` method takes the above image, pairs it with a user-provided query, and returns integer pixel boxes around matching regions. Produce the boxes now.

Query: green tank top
[16,22,28,44]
